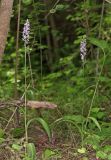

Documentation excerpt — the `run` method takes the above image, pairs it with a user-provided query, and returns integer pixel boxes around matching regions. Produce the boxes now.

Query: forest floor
[0,104,107,160]
[27,126,98,160]
[0,125,98,160]
[36,142,97,160]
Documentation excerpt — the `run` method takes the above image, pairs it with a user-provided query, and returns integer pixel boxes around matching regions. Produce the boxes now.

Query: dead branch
[0,100,57,109]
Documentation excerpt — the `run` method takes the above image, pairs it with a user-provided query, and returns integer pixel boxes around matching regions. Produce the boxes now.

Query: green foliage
[1,0,111,159]
[96,151,107,159]
[0,129,5,138]
[12,143,22,151]
[22,0,32,5]
[0,129,5,144]
[26,118,51,141]
[88,37,110,51]
[11,127,25,138]
[54,115,85,124]
[77,147,86,154]
[88,117,101,131]
[42,149,61,159]
[25,143,36,160]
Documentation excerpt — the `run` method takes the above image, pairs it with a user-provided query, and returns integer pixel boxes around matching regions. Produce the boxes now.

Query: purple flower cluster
[80,38,87,62]
[23,19,30,44]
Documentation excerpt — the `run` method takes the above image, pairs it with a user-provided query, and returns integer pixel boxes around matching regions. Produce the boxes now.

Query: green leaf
[88,117,101,131]
[55,4,69,10]
[96,151,107,159]
[108,154,111,160]
[88,37,109,51]
[26,143,36,160]
[27,118,51,141]
[42,149,62,159]
[53,115,84,140]
[12,144,22,151]
[77,147,86,154]
[0,129,5,138]
[82,157,88,160]
[43,149,56,159]
[103,145,111,153]
[84,134,101,149]
[11,127,25,138]
[22,0,32,5]
[0,138,5,144]
[91,107,100,113]
[45,72,62,80]
[50,9,56,14]
[56,4,65,10]
[97,112,105,119]
[55,115,85,124]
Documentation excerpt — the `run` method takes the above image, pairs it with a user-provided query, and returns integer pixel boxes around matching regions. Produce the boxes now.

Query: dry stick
[14,0,21,126]
[27,101,57,109]
[105,0,111,4]
[4,107,18,131]
[20,83,31,100]
[0,100,57,109]
[45,0,60,19]
[82,85,95,93]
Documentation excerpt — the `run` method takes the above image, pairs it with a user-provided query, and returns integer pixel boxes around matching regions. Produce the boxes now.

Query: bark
[44,0,53,72]
[44,0,60,69]
[44,17,53,71]
[0,0,14,63]
[0,100,57,109]
[49,15,60,61]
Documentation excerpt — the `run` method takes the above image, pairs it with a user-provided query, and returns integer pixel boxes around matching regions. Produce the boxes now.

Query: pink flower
[22,19,30,44]
[80,37,87,62]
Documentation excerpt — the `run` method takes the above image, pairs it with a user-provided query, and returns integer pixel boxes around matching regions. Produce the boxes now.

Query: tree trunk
[49,15,60,61]
[0,0,14,63]
[43,0,53,72]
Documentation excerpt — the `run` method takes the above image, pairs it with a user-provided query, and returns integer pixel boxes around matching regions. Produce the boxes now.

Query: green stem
[81,60,85,148]
[24,44,28,145]
[85,49,106,128]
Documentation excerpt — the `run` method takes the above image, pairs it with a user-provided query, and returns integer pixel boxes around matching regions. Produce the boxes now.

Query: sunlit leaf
[22,0,32,5]
[12,144,22,151]
[77,147,86,154]
[50,9,56,14]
